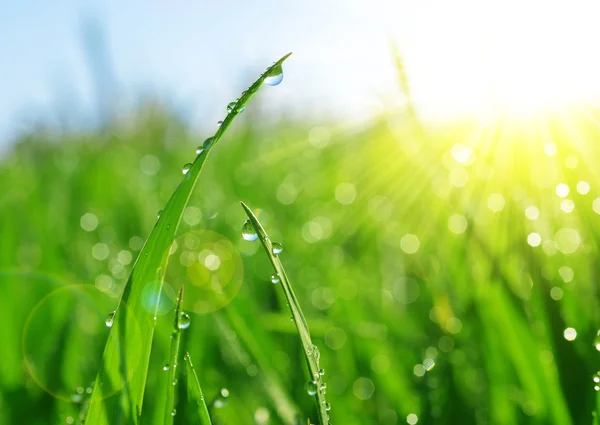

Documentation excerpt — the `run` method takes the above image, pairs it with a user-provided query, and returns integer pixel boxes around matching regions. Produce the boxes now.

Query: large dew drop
[271,273,280,284]
[182,163,193,175]
[203,137,214,150]
[271,242,283,255]
[227,102,237,113]
[242,220,258,241]
[306,380,318,396]
[105,311,116,328]
[264,64,284,86]
[178,312,191,329]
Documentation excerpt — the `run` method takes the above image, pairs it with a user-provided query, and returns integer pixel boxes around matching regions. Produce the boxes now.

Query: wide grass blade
[184,352,213,425]
[86,53,292,425]
[240,201,330,425]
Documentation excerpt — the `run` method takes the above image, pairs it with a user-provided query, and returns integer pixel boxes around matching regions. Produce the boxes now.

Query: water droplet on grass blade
[195,146,204,155]
[325,402,331,411]
[182,163,192,175]
[271,273,280,284]
[242,220,258,241]
[157,210,162,219]
[264,64,284,86]
[163,364,170,371]
[312,345,320,362]
[306,380,318,395]
[203,137,214,150]
[171,409,176,416]
[227,102,237,113]
[272,242,283,255]
[217,120,223,127]
[105,311,115,327]
[178,312,191,329]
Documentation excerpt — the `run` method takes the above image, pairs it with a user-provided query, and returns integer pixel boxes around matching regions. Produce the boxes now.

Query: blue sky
[2,0,600,148]
[0,0,403,147]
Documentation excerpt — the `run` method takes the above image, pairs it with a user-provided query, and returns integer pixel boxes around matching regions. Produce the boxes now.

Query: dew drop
[105,311,115,328]
[325,402,331,411]
[163,364,170,371]
[178,312,191,329]
[217,120,223,127]
[182,163,193,175]
[594,331,600,351]
[227,102,237,113]
[271,273,280,284]
[172,378,178,386]
[320,383,327,394]
[157,210,163,219]
[312,345,321,362]
[306,380,318,396]
[171,409,176,416]
[272,242,283,255]
[264,64,284,86]
[319,368,325,376]
[242,220,258,241]
[203,137,214,150]
[195,146,204,155]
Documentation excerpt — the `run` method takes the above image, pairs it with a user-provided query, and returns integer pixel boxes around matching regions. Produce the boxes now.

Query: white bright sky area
[2,0,600,147]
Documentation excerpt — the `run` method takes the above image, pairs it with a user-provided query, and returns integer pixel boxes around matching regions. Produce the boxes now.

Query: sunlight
[379,0,600,119]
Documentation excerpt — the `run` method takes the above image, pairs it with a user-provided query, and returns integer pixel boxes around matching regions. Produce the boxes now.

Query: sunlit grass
[1,49,600,425]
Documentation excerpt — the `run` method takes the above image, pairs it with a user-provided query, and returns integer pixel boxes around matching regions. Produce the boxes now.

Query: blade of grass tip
[86,52,293,425]
[164,286,187,424]
[184,352,213,425]
[240,201,330,425]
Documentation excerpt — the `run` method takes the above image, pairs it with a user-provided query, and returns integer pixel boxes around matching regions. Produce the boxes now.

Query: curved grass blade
[86,53,293,425]
[164,286,185,424]
[184,352,213,425]
[240,201,330,425]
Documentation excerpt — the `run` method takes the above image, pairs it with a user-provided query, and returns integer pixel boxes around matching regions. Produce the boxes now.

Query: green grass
[241,201,330,425]
[84,53,292,425]
[0,52,600,425]
[184,352,213,425]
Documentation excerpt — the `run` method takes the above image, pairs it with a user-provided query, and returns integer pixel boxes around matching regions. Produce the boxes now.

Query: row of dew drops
[105,61,287,356]
[242,219,332,423]
[181,63,284,176]
[101,62,309,421]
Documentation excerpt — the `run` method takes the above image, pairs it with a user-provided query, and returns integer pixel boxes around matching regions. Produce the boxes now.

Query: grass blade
[164,286,185,424]
[86,53,293,425]
[184,352,213,425]
[240,201,330,425]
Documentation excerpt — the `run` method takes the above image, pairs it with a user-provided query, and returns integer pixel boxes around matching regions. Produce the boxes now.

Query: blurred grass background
[2,3,600,424]
[1,86,600,424]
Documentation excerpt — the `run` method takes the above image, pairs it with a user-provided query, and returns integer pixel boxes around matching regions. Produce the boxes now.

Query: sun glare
[379,0,600,119]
